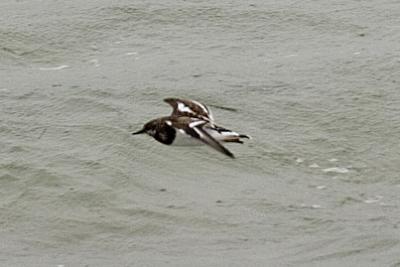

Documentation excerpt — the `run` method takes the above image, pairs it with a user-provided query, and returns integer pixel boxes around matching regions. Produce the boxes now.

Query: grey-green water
[1,0,400,266]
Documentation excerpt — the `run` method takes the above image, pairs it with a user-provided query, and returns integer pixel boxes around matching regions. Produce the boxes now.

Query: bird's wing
[164,98,214,122]
[183,120,234,158]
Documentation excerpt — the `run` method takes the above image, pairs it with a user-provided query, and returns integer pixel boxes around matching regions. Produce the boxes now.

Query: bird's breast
[171,129,203,146]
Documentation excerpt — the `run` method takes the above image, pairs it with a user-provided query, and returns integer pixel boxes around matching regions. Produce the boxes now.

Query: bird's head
[132,119,158,137]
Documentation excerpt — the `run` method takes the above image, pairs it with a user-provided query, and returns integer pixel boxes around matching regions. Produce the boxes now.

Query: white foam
[309,163,319,168]
[89,59,100,67]
[296,158,304,163]
[323,167,349,174]
[125,52,138,56]
[364,199,379,204]
[300,203,322,209]
[39,65,69,71]
[364,195,383,204]
[316,185,326,190]
[328,158,338,162]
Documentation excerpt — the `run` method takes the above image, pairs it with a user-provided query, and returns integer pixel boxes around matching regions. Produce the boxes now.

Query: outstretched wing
[183,119,234,158]
[164,98,214,122]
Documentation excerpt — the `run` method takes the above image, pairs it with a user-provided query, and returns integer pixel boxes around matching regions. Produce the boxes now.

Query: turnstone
[132,98,250,158]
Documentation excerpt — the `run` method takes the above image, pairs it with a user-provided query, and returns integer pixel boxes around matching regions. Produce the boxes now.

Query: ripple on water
[322,167,350,174]
[0,173,20,183]
[39,65,69,71]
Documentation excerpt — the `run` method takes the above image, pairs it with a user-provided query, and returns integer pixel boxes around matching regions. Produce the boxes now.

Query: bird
[132,98,250,158]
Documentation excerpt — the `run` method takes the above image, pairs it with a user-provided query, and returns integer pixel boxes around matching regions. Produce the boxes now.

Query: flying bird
[132,98,249,158]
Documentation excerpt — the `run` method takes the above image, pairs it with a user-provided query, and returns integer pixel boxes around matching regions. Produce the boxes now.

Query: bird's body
[132,98,250,158]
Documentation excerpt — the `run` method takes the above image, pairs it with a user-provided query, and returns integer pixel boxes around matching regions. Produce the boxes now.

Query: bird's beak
[132,128,146,135]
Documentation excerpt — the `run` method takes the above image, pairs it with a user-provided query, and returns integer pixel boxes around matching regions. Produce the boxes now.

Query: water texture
[1,0,400,266]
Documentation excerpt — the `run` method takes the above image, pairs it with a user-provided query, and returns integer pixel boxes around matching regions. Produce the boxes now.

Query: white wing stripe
[192,100,214,122]
[177,102,194,114]
[191,100,208,114]
[189,120,206,128]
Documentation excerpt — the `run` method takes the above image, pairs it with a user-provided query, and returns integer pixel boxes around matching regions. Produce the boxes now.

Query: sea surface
[1,0,400,266]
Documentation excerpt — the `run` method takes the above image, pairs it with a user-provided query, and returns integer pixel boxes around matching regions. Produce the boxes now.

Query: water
[1,0,400,266]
